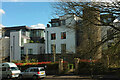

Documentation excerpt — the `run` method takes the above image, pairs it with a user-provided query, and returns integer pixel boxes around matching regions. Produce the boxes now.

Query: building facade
[46,27,76,54]
[45,14,79,54]
[2,25,45,61]
[0,37,10,62]
[45,14,81,61]
[23,43,45,61]
[10,30,30,61]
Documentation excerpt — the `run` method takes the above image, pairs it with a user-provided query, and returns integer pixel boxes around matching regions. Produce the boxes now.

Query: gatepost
[74,58,80,74]
[59,59,63,74]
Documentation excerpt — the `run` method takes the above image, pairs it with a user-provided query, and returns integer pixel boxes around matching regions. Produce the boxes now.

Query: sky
[1,2,54,27]
[0,0,117,28]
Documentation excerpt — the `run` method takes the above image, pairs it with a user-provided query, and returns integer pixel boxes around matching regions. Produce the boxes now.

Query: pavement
[92,75,120,79]
[45,75,93,80]
[45,75,120,80]
[46,75,91,79]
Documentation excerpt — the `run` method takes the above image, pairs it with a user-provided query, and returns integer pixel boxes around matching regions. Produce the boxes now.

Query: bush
[78,62,107,75]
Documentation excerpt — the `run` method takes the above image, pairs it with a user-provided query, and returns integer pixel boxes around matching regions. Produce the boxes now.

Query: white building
[10,30,30,61]
[45,14,80,54]
[2,25,45,61]
[0,37,10,61]
[24,43,45,55]
[0,24,5,38]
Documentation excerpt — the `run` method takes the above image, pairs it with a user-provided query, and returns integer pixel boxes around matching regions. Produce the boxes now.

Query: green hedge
[78,62,107,75]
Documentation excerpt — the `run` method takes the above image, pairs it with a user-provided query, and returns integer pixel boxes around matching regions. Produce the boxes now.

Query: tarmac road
[1,75,120,80]
[1,75,93,80]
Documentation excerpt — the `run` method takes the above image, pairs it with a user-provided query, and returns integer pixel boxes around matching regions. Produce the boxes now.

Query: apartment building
[46,14,79,54]
[45,14,81,61]
[2,25,45,61]
[23,26,45,61]
[2,26,30,61]
[45,8,103,61]
[23,43,45,61]
[0,37,10,62]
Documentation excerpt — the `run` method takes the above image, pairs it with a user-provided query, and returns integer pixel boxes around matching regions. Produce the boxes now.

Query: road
[1,75,93,80]
[44,75,120,80]
[1,75,120,80]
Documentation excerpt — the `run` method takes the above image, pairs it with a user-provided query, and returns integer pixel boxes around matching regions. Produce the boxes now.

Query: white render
[10,31,21,61]
[45,14,79,54]
[0,37,10,59]
[10,31,30,61]
[45,27,76,54]
[24,43,45,55]
[0,29,2,38]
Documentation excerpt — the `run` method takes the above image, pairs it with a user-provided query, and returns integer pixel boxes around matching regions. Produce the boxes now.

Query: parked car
[1,62,21,79]
[18,67,46,80]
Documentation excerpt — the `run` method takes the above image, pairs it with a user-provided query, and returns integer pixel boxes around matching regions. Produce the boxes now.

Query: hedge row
[78,62,108,75]
[15,61,68,66]
[15,61,52,66]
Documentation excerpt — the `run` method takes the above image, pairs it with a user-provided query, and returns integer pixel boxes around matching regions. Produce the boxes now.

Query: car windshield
[10,67,18,70]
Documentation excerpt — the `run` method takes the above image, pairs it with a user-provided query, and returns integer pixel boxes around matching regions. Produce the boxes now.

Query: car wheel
[18,75,23,80]
[33,75,38,80]
[7,75,11,79]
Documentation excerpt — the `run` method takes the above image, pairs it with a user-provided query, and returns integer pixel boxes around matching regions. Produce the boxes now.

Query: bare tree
[52,0,120,63]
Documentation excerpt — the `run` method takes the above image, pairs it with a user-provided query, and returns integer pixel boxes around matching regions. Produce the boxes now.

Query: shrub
[78,62,107,75]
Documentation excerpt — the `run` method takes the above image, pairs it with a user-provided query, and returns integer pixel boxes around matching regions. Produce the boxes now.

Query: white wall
[24,43,45,55]
[59,14,78,28]
[0,29,2,38]
[45,14,77,54]
[10,31,21,61]
[45,27,76,54]
[0,37,10,58]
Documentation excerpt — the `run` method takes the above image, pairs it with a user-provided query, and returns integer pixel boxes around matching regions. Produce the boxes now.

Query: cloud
[30,23,46,29]
[0,9,5,15]
[0,24,5,29]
